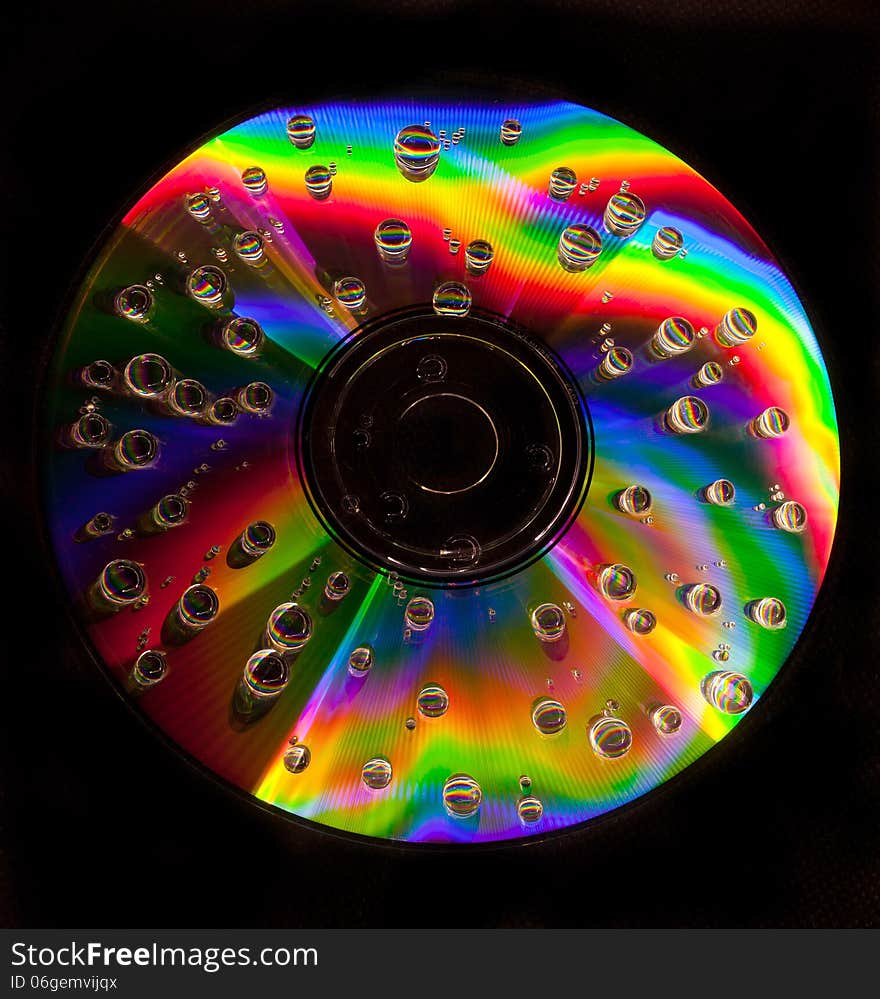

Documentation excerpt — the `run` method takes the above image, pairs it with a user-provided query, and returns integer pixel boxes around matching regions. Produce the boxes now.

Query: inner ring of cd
[296,308,593,585]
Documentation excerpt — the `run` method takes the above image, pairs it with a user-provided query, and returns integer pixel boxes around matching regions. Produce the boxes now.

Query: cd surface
[43,97,839,843]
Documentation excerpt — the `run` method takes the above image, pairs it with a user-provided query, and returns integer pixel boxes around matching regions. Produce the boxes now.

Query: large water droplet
[465,239,494,275]
[237,381,273,414]
[123,353,173,398]
[597,346,633,380]
[701,670,753,714]
[693,362,723,388]
[362,757,392,789]
[324,570,350,601]
[394,124,441,181]
[239,520,275,558]
[304,165,332,200]
[532,697,567,734]
[405,596,435,631]
[597,563,637,601]
[603,192,646,236]
[233,230,264,263]
[283,744,311,773]
[267,603,313,654]
[557,223,602,271]
[219,316,264,356]
[241,166,267,196]
[68,412,110,448]
[187,265,227,307]
[715,308,757,347]
[772,500,807,533]
[746,597,787,630]
[624,608,657,635]
[185,192,212,222]
[751,407,790,438]
[652,226,684,259]
[443,774,482,817]
[152,494,188,529]
[588,715,633,758]
[168,379,207,417]
[651,317,695,358]
[615,485,652,516]
[114,284,153,323]
[133,649,168,688]
[333,276,366,311]
[548,166,577,201]
[432,281,471,317]
[518,796,544,824]
[417,684,449,718]
[374,218,412,265]
[177,584,220,630]
[500,119,522,145]
[98,559,146,607]
[682,582,722,616]
[112,429,159,470]
[665,395,709,434]
[348,645,373,677]
[530,603,566,643]
[286,114,316,148]
[703,478,735,506]
[244,649,289,699]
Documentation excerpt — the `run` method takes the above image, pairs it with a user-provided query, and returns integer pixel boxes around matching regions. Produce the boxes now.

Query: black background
[1,0,878,927]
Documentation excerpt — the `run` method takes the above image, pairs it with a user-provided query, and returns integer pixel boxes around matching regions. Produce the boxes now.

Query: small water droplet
[615,485,652,516]
[530,603,566,643]
[715,308,757,347]
[333,276,366,311]
[266,602,312,653]
[114,284,154,322]
[185,192,212,222]
[682,582,723,616]
[241,166,267,196]
[132,650,167,688]
[588,715,633,758]
[432,281,471,317]
[624,608,657,635]
[417,684,449,718]
[746,597,787,630]
[532,697,567,735]
[665,395,709,434]
[651,704,682,735]
[443,774,482,817]
[405,716,416,730]
[751,406,790,438]
[703,478,736,506]
[374,218,412,265]
[304,165,332,200]
[518,796,544,824]
[465,239,494,275]
[772,500,808,533]
[283,744,311,773]
[449,238,461,255]
[348,646,373,677]
[597,564,637,601]
[596,346,632,380]
[341,494,361,515]
[500,118,522,145]
[233,230,264,263]
[244,649,289,699]
[702,670,753,714]
[693,361,724,388]
[603,191,646,236]
[324,571,350,601]
[405,596,435,631]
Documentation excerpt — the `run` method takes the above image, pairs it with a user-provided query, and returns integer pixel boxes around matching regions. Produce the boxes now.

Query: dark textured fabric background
[1,0,877,927]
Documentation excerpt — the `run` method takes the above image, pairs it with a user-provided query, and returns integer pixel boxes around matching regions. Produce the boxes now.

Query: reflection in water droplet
[530,603,566,643]
[304,165,332,200]
[747,597,787,630]
[111,429,159,470]
[123,354,173,398]
[267,603,313,654]
[500,119,522,145]
[518,796,544,824]
[651,704,682,735]
[177,584,220,630]
[133,650,168,688]
[240,520,276,558]
[168,379,207,417]
[702,670,753,714]
[244,649,289,699]
[324,571,350,601]
[233,230,264,263]
[115,284,153,322]
[394,124,441,180]
[598,564,637,601]
[588,715,633,758]
[624,608,657,635]
[704,478,735,506]
[548,166,577,201]
[241,166,267,195]
[615,485,652,516]
[405,596,434,631]
[218,317,264,356]
[333,276,366,311]
[665,396,709,434]
[348,646,373,677]
[532,697,567,734]
[603,192,646,236]
[652,226,684,259]
[557,223,602,272]
[716,308,757,347]
[374,218,412,264]
[432,281,471,317]
[417,684,449,718]
[286,114,316,148]
[362,757,392,789]
[237,381,273,414]
[185,192,212,221]
[465,239,494,275]
[651,317,695,358]
[443,774,482,817]
[187,265,227,307]
[772,500,808,533]
[99,559,146,607]
[283,744,311,773]
[597,346,633,380]
[751,407,790,438]
[682,582,722,616]
[694,361,723,388]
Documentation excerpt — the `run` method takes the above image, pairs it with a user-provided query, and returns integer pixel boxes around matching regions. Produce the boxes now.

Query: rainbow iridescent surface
[43,98,839,843]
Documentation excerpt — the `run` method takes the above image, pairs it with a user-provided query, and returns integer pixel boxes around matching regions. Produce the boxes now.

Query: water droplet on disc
[362,757,392,789]
[588,715,633,758]
[557,223,602,271]
[701,670,753,714]
[432,281,471,317]
[417,684,449,718]
[597,564,637,601]
[530,603,566,642]
[665,395,709,434]
[443,774,482,817]
[532,697,567,734]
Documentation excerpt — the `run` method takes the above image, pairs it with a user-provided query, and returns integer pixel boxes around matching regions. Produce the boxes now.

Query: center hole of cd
[398,392,499,495]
